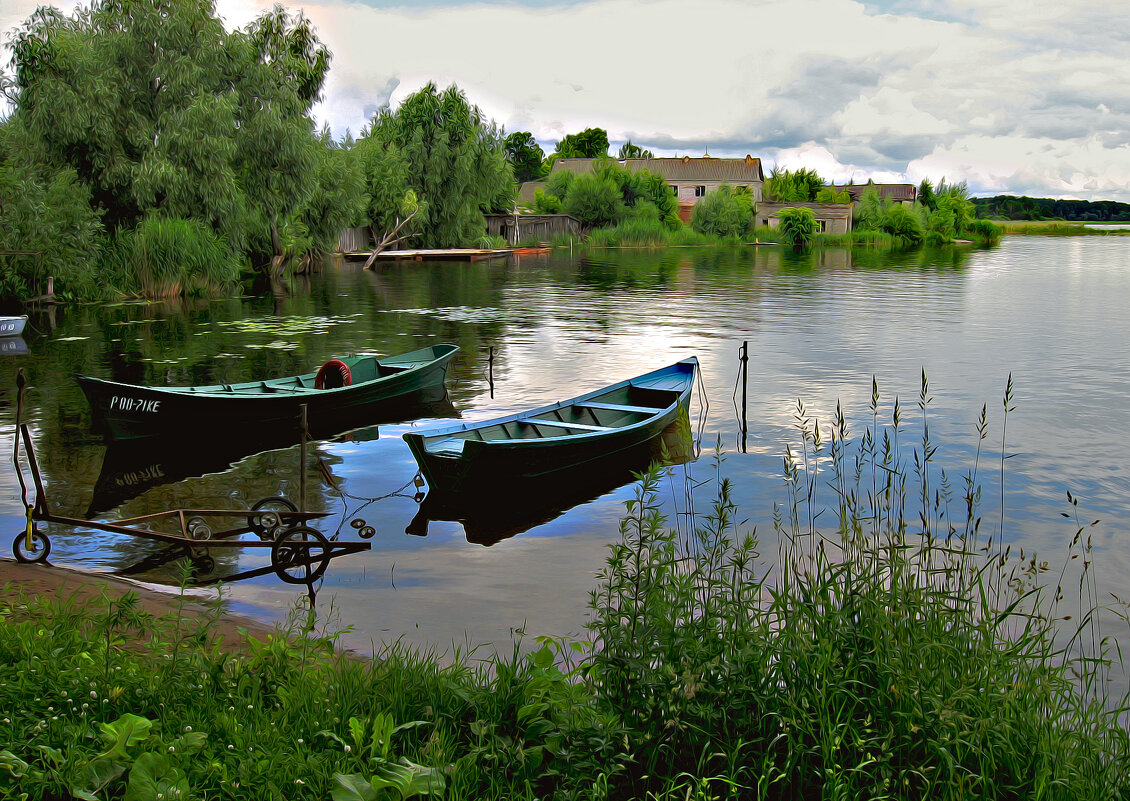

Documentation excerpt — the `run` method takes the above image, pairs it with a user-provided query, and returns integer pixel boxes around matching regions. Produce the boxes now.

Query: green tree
[765,168,825,202]
[361,83,513,248]
[504,132,545,183]
[0,125,105,300]
[593,159,679,226]
[554,128,609,159]
[618,140,654,159]
[814,186,850,203]
[8,0,341,287]
[775,206,818,248]
[563,172,624,227]
[690,186,753,238]
[918,178,937,212]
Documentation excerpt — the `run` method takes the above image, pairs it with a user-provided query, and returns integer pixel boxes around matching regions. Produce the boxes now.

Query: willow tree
[7,0,347,285]
[360,83,514,248]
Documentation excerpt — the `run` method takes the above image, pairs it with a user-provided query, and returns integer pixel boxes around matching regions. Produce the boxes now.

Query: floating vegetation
[387,306,502,323]
[215,314,361,337]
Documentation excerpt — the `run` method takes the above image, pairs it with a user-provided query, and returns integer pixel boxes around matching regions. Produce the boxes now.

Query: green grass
[3,376,1128,799]
[996,220,1130,236]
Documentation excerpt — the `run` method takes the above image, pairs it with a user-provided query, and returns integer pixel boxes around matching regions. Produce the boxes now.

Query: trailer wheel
[271,526,330,584]
[13,529,50,563]
[249,496,297,539]
[186,517,212,540]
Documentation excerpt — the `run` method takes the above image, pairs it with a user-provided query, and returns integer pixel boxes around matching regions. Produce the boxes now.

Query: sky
[3,0,1129,201]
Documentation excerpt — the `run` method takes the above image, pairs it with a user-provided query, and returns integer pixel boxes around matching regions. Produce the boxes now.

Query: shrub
[128,215,242,298]
[880,202,924,245]
[690,186,753,238]
[776,206,819,247]
[562,173,624,227]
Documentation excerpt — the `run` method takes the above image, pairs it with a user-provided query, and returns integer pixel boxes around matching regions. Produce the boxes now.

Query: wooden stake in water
[740,341,749,453]
[299,403,308,513]
[489,346,495,399]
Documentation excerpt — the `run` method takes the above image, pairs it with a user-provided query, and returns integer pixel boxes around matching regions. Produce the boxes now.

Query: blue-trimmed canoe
[77,344,460,441]
[403,357,698,493]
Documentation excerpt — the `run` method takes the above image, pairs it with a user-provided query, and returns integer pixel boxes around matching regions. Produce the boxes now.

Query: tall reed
[587,374,1129,799]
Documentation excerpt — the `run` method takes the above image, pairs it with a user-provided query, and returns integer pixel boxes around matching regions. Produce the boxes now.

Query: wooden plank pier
[344,248,513,263]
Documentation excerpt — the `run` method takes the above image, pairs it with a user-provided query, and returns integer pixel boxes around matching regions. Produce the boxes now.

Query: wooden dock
[344,248,513,263]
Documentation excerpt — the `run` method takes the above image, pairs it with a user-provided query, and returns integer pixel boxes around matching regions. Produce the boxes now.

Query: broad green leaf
[331,772,379,801]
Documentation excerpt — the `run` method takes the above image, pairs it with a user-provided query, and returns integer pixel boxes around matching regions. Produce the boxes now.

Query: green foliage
[764,167,825,201]
[853,188,925,245]
[918,178,937,212]
[0,131,105,300]
[361,83,514,248]
[776,205,819,247]
[689,186,753,238]
[298,132,367,256]
[531,188,562,214]
[972,194,1130,221]
[587,380,1129,799]
[553,128,609,159]
[504,132,545,183]
[592,160,680,227]
[970,217,1003,245]
[6,0,344,288]
[617,140,653,159]
[814,186,850,203]
[562,173,624,227]
[880,202,924,244]
[126,215,242,298]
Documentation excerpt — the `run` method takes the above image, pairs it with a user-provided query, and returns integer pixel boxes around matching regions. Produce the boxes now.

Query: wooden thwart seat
[527,418,610,432]
[577,401,663,415]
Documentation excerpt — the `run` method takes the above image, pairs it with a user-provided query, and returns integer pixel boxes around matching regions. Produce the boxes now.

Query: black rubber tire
[13,530,50,563]
[249,496,298,539]
[186,516,211,541]
[271,526,330,584]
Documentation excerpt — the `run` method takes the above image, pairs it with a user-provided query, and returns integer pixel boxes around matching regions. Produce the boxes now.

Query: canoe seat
[429,438,467,456]
[527,419,610,432]
[577,402,662,415]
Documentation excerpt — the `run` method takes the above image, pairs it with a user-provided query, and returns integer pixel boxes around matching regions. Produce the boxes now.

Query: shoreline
[0,557,281,650]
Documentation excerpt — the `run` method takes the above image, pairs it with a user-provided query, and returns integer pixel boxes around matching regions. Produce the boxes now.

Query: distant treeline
[973,195,1130,221]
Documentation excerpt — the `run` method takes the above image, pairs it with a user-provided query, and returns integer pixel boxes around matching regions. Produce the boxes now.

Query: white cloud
[5,0,1130,200]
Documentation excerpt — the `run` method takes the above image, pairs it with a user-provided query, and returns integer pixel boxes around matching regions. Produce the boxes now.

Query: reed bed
[2,375,1127,800]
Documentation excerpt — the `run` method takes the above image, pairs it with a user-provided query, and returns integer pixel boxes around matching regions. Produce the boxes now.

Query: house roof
[831,183,917,202]
[551,155,765,183]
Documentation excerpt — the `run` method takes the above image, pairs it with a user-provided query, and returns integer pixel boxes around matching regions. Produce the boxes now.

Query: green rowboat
[77,344,459,441]
[403,357,698,493]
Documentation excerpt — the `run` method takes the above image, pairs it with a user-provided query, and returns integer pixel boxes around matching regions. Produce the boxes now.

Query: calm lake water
[2,236,1128,657]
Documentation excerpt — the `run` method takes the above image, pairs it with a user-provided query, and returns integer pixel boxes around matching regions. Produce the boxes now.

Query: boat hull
[403,357,697,493]
[77,345,459,441]
[0,316,27,338]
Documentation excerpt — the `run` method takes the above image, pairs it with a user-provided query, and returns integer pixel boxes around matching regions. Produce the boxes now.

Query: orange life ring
[314,359,352,389]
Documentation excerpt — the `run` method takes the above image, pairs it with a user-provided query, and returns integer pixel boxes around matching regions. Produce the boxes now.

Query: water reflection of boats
[0,337,28,355]
[88,391,457,516]
[77,344,458,440]
[406,421,695,545]
[404,358,698,493]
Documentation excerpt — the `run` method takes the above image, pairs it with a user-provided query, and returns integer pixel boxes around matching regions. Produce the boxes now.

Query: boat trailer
[10,370,370,584]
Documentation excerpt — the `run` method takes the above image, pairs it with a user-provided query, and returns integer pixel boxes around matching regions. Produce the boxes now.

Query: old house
[521,155,765,222]
[756,201,854,234]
